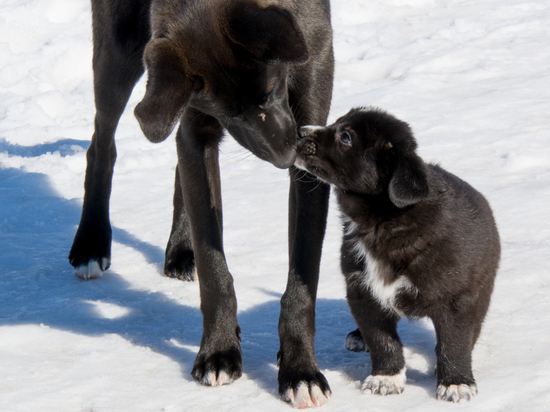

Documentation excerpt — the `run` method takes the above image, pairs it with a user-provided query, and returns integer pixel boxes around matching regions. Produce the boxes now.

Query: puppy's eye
[340,132,352,146]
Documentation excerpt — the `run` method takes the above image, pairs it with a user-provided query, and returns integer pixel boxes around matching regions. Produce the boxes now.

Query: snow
[1,0,549,410]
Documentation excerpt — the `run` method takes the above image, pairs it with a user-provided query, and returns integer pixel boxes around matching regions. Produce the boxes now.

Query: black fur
[69,0,334,405]
[297,108,500,402]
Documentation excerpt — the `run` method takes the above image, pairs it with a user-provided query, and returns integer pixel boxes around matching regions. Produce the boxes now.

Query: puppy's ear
[225,2,309,64]
[135,39,192,143]
[388,153,429,208]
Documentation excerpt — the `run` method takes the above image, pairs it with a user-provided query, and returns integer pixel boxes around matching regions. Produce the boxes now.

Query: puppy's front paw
[191,347,243,386]
[362,368,406,395]
[436,383,477,402]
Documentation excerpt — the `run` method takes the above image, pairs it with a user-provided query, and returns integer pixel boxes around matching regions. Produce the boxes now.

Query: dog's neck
[335,188,410,230]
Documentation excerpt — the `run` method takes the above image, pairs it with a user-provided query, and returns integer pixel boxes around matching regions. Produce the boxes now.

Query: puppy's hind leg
[345,328,369,352]
[432,311,478,402]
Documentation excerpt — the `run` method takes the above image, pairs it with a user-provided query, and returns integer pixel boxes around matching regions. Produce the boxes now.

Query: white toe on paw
[294,383,314,409]
[362,368,406,395]
[283,382,330,409]
[74,258,108,280]
[436,383,477,402]
[309,385,329,407]
[100,257,110,271]
[204,370,232,387]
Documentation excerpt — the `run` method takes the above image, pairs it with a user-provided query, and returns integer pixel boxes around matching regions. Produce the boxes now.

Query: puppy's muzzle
[298,125,324,138]
[298,126,321,156]
[301,141,317,156]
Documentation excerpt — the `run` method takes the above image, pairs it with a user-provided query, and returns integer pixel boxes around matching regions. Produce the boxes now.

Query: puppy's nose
[298,125,323,139]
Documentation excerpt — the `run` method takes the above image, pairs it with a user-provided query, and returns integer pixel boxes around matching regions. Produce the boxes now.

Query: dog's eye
[192,76,204,92]
[258,91,273,110]
[340,132,352,146]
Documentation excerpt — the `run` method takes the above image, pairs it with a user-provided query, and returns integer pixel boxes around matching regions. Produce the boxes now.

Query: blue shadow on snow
[0,139,437,398]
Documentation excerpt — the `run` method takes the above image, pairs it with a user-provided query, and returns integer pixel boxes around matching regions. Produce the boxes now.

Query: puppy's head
[296,108,429,208]
[134,0,310,169]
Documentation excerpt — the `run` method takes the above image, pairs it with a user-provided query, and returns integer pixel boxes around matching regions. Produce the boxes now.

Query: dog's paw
[277,347,331,408]
[281,381,330,409]
[345,328,369,352]
[191,347,243,387]
[362,368,406,395]
[164,260,197,281]
[164,249,196,281]
[73,257,110,280]
[436,383,477,402]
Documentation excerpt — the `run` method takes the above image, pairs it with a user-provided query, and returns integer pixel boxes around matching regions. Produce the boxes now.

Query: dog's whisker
[291,169,321,185]
[306,179,323,193]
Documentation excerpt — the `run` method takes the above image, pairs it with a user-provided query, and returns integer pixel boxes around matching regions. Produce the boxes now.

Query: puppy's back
[427,163,500,286]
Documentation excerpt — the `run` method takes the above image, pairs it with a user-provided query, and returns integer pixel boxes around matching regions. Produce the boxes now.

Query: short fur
[68,0,334,407]
[296,108,500,402]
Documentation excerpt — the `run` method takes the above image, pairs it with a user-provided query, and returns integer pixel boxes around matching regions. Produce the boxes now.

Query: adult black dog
[296,108,500,402]
[68,0,333,407]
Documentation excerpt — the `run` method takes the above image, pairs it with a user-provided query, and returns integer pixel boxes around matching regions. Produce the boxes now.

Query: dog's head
[296,108,429,208]
[134,0,310,169]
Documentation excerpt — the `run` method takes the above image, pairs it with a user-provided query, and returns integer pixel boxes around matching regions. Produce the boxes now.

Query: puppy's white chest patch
[345,221,416,316]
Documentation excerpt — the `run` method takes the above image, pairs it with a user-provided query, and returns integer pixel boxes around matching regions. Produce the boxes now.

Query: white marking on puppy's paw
[74,258,109,280]
[283,382,330,409]
[204,370,233,387]
[436,383,477,402]
[362,368,406,395]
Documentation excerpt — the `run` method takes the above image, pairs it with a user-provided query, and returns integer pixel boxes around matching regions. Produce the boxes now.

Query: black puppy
[68,0,333,407]
[296,108,500,402]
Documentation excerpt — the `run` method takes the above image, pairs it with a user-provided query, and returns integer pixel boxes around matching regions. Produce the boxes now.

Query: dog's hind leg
[69,0,151,279]
[175,108,243,386]
[163,166,195,281]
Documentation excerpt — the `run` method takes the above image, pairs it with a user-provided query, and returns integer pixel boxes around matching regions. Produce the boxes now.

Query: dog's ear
[388,153,429,208]
[225,2,309,64]
[135,39,192,143]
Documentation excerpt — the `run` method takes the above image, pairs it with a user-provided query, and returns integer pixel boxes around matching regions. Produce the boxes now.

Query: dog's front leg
[176,109,242,386]
[278,168,331,407]
[164,166,196,281]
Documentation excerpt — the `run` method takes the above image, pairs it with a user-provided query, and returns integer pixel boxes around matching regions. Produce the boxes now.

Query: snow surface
[1,0,550,410]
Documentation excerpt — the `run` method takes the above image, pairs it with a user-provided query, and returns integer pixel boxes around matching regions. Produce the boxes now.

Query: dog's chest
[344,219,417,317]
